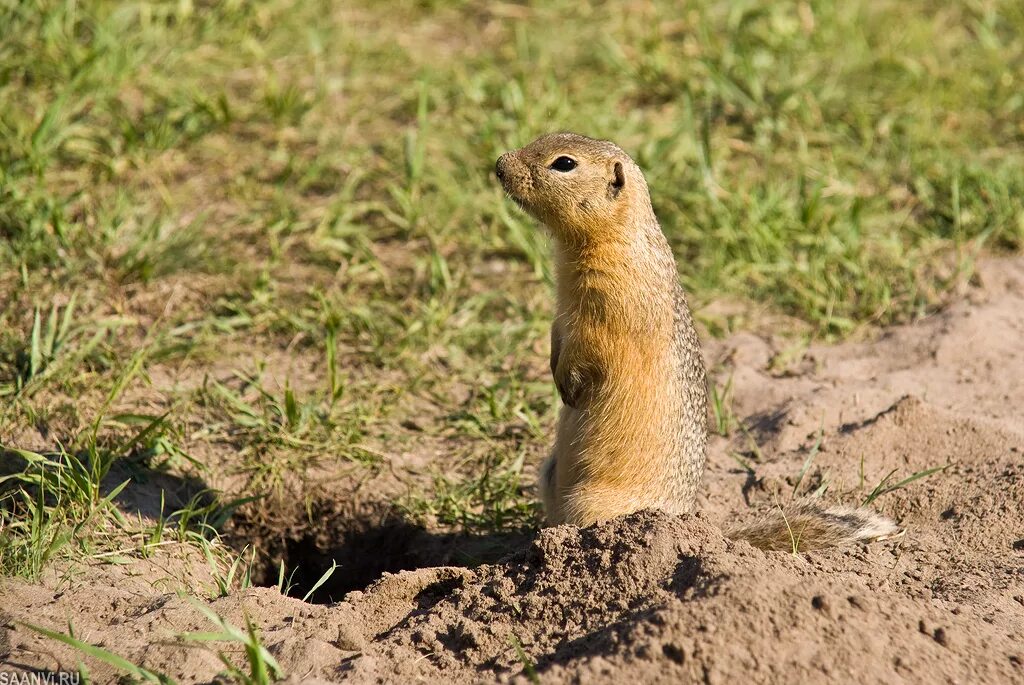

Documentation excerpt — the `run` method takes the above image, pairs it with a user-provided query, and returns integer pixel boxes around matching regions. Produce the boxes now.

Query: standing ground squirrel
[496,132,901,550]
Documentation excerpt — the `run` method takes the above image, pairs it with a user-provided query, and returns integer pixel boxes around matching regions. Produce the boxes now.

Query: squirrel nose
[494,158,506,181]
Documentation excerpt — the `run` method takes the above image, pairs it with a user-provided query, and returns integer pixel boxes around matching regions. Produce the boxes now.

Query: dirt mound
[3,257,1024,683]
[6,509,1020,683]
[335,508,1021,684]
[341,512,726,680]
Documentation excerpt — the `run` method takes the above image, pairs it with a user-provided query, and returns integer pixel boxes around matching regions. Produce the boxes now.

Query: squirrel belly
[496,132,900,551]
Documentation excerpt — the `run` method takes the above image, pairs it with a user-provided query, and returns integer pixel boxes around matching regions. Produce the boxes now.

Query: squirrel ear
[608,161,626,199]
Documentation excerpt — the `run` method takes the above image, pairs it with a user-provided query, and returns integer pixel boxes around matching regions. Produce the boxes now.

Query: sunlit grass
[0,0,1021,578]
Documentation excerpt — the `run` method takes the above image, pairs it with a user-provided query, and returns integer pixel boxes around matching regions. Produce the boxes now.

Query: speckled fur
[726,502,903,551]
[496,132,707,527]
[496,132,900,548]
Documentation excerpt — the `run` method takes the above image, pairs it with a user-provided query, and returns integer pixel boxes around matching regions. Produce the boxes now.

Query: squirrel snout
[495,152,528,198]
[495,153,510,183]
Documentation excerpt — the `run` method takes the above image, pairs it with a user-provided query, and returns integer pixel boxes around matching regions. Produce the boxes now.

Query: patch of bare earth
[3,257,1024,683]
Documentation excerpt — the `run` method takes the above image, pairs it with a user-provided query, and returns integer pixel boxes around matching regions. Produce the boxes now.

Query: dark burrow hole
[228,497,533,604]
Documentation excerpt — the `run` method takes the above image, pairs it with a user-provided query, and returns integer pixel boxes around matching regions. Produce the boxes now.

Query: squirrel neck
[552,203,677,335]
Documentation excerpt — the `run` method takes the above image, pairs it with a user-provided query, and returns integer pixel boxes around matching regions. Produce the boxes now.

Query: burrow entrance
[227,495,533,604]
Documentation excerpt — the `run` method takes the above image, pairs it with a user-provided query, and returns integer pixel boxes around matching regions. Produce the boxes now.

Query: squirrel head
[495,132,653,244]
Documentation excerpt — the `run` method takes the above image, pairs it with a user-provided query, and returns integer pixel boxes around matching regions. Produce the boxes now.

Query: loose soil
[2,257,1023,684]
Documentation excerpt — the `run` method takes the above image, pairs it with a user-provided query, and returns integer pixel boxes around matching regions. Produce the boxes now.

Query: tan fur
[725,501,903,552]
[496,132,900,550]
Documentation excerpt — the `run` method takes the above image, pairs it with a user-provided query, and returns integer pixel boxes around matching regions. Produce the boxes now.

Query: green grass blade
[301,559,338,602]
[28,307,42,379]
[21,622,174,684]
[862,465,949,505]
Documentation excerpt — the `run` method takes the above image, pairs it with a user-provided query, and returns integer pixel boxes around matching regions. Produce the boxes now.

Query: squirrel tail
[725,501,903,552]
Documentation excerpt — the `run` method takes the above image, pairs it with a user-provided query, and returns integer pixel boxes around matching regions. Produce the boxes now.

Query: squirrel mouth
[505,191,529,211]
[498,179,531,212]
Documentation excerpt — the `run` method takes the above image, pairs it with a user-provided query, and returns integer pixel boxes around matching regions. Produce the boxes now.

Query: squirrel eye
[549,156,577,172]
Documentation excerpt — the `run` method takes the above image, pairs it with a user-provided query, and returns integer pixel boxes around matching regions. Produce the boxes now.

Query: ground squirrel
[495,132,901,550]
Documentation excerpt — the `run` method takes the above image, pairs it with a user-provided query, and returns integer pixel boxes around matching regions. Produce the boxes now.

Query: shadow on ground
[230,497,535,604]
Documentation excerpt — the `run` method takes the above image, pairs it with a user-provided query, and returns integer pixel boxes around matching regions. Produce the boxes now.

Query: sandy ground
[2,256,1023,683]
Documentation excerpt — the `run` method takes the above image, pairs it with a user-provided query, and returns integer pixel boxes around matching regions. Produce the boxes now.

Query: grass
[0,446,129,578]
[22,620,175,684]
[509,633,541,684]
[0,0,1021,629]
[860,463,950,506]
[709,375,736,436]
[0,439,246,581]
[179,600,284,685]
[403,449,541,531]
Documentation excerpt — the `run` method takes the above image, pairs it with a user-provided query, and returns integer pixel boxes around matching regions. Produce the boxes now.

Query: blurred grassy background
[1,0,1023,575]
